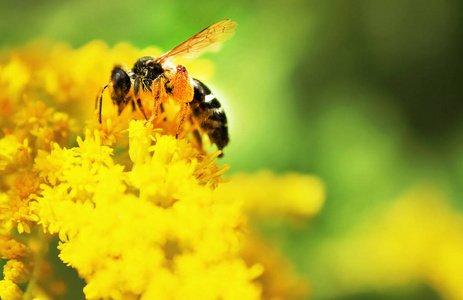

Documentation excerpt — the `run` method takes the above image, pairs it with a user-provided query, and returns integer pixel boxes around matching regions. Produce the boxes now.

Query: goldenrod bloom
[0,41,324,299]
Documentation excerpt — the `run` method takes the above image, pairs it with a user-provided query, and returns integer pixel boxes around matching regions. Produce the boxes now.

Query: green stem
[23,229,49,300]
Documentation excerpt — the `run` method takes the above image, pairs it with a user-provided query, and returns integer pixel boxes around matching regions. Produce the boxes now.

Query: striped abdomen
[190,78,229,153]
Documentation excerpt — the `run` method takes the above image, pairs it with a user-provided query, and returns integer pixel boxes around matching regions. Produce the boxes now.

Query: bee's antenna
[96,85,108,124]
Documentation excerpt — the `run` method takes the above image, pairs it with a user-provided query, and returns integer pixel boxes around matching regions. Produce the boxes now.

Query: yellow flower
[87,114,129,147]
[216,171,325,219]
[0,193,39,234]
[241,233,310,300]
[0,135,31,174]
[3,259,33,283]
[35,121,263,299]
[0,40,324,300]
[319,186,463,300]
[128,119,154,165]
[75,129,114,168]
[9,170,40,200]
[0,236,29,260]
[34,144,78,186]
[0,279,23,300]
[0,55,31,123]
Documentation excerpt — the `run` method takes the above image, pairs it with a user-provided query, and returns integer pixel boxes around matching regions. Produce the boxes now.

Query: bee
[96,19,237,154]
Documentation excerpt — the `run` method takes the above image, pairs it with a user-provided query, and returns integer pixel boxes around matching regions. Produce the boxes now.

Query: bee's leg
[129,97,148,120]
[176,102,190,139]
[148,76,167,123]
[191,122,202,149]
[131,98,136,111]
[192,128,202,148]
[95,85,108,124]
[160,102,167,121]
[171,65,195,138]
[153,92,161,119]
[136,98,148,120]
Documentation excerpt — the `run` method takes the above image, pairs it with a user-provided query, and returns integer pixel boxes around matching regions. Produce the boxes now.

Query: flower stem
[23,229,49,300]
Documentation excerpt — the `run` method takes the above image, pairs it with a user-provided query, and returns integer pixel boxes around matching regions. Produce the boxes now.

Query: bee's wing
[156,19,237,65]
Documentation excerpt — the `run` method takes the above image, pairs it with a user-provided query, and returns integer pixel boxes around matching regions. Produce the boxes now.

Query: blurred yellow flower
[319,186,463,300]
[0,40,324,299]
[216,171,325,219]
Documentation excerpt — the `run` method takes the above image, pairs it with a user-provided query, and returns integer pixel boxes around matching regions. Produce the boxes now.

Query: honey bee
[96,19,237,154]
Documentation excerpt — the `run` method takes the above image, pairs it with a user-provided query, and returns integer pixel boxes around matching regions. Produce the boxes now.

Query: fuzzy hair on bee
[96,19,237,156]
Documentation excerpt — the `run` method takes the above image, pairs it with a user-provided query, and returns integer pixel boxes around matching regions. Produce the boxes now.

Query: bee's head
[133,56,164,79]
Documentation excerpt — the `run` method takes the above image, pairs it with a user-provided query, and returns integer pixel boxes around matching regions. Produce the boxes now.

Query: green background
[1,0,463,299]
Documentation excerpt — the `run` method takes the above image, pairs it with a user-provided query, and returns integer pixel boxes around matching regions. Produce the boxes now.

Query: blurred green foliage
[1,0,463,299]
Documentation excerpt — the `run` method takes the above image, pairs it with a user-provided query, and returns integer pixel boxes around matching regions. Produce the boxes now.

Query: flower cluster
[36,123,261,299]
[0,41,324,299]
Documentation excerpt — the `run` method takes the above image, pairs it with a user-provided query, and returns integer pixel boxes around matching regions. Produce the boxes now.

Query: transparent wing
[156,19,237,65]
